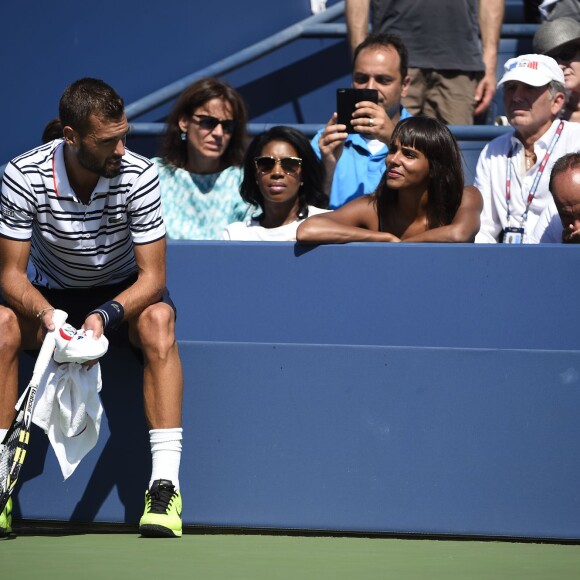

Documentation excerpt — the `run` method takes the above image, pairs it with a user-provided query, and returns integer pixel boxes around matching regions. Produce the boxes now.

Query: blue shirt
[311,107,412,209]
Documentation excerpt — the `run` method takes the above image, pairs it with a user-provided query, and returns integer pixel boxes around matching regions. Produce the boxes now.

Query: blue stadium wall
[1,1,532,166]
[0,0,345,165]
[14,242,580,540]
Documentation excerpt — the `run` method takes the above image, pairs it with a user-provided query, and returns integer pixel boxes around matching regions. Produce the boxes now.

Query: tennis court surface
[3,531,580,579]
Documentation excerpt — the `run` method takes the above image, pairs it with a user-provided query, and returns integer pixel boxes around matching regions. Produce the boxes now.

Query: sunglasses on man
[191,114,236,134]
[254,156,303,175]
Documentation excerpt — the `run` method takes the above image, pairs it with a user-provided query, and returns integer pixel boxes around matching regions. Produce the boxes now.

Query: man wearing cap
[529,152,580,243]
[474,54,580,243]
[534,17,580,123]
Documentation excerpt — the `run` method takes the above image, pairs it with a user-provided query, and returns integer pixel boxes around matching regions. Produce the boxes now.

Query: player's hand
[38,307,56,333]
[562,224,580,243]
[82,312,105,339]
[318,113,348,167]
[351,101,396,145]
[81,314,105,368]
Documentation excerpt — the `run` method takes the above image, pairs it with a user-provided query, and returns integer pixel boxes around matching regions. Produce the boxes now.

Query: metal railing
[125,2,346,121]
[127,1,537,140]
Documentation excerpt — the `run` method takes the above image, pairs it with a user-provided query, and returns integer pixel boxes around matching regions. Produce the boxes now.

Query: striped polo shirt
[0,139,165,289]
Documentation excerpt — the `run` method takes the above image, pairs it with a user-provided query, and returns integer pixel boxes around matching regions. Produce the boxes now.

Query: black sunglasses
[549,43,580,63]
[254,156,302,175]
[191,114,236,134]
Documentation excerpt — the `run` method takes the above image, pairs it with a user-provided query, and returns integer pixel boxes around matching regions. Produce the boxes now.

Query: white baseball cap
[497,54,565,88]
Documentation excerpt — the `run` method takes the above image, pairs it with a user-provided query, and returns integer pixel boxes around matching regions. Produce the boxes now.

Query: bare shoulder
[461,185,483,210]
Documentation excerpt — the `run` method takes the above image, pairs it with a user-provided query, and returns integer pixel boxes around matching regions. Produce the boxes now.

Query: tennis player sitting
[0,78,183,538]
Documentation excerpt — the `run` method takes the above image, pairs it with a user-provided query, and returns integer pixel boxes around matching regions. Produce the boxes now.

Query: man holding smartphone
[312,33,411,209]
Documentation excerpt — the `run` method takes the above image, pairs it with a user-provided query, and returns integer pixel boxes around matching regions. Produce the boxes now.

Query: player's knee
[136,303,175,347]
[0,306,21,352]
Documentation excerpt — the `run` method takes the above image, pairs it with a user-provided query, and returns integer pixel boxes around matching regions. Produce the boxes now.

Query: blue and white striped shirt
[0,140,165,289]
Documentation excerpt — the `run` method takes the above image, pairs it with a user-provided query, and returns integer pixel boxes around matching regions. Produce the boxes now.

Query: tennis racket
[0,309,68,512]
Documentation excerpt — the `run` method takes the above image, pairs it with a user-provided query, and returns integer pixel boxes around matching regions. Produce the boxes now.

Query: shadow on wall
[14,344,149,524]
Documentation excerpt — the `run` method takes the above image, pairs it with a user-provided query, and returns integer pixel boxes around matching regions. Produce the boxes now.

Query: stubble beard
[77,143,122,178]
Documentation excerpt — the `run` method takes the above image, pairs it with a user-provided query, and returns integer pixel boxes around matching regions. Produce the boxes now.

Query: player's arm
[475,0,504,116]
[402,186,483,243]
[296,196,400,243]
[0,236,55,330]
[116,236,167,314]
[83,236,167,337]
[345,0,371,56]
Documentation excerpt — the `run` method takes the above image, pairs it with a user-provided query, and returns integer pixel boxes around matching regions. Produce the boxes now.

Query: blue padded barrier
[166,242,578,351]
[451,125,512,183]
[14,243,580,539]
[505,0,526,23]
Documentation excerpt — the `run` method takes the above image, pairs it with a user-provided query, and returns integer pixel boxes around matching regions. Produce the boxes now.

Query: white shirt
[222,206,330,241]
[529,198,563,243]
[0,140,165,288]
[474,120,580,243]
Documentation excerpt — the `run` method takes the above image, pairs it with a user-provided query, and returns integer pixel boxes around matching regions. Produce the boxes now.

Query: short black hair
[549,152,580,193]
[59,78,124,135]
[41,117,63,144]
[353,32,408,79]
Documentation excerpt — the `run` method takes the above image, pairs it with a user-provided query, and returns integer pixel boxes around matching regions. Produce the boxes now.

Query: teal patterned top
[153,158,254,240]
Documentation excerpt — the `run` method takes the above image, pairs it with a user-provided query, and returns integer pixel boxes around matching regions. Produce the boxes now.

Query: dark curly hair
[239,126,328,220]
[157,77,248,169]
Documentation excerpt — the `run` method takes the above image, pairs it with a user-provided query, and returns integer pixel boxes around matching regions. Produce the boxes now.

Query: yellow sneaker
[139,480,182,538]
[0,497,12,537]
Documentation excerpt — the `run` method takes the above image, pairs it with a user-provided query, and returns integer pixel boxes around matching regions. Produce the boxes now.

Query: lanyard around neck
[505,120,564,227]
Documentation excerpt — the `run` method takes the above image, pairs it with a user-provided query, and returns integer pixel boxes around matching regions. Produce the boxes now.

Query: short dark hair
[59,78,124,135]
[353,32,408,79]
[549,152,580,193]
[375,116,464,228]
[41,117,63,144]
[158,77,248,170]
[239,126,328,219]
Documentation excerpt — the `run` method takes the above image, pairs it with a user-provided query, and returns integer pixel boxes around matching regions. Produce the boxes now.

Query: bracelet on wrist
[36,307,55,320]
[88,300,125,331]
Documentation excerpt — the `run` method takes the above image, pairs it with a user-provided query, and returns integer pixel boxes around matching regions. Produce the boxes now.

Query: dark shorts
[32,276,176,329]
[1,275,176,351]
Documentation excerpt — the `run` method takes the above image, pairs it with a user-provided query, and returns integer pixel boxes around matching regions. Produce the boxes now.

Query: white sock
[149,428,182,490]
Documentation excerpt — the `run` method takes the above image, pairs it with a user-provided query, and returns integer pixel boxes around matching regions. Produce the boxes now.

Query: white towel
[32,327,108,480]
[54,324,109,364]
[33,362,103,479]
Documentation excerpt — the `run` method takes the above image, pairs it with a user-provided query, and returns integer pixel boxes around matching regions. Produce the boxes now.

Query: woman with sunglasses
[153,77,254,239]
[534,17,580,123]
[222,126,329,241]
[296,116,482,244]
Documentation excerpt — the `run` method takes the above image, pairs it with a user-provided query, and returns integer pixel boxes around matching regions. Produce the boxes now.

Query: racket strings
[0,422,25,501]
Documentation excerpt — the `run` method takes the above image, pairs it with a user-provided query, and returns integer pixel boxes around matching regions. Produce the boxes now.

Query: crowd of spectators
[3,0,580,541]
[137,3,580,245]
[22,3,580,245]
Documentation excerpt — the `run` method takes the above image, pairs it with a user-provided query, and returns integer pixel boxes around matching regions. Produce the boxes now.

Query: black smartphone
[336,88,379,133]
